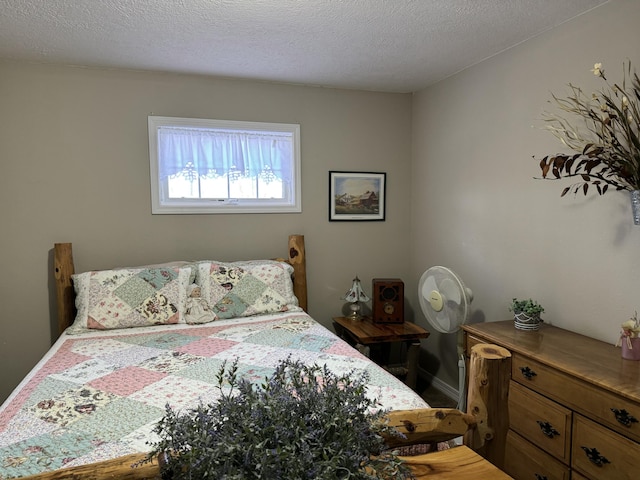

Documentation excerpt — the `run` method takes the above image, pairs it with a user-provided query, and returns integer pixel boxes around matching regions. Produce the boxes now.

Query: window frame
[148,116,302,214]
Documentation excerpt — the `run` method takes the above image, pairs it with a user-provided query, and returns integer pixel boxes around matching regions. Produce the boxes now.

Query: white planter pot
[514,312,541,331]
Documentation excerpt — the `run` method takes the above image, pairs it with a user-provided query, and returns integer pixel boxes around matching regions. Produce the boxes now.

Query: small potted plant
[142,357,414,479]
[510,298,544,331]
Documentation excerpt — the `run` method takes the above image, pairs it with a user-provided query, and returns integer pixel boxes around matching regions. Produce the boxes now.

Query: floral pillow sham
[68,266,192,333]
[195,260,302,319]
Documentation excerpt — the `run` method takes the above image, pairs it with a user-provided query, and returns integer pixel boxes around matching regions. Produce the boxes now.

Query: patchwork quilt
[0,313,428,479]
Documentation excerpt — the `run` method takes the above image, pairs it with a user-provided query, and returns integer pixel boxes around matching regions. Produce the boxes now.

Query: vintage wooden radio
[371,278,404,323]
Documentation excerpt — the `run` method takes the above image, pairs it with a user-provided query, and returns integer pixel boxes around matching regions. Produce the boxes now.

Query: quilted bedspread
[0,313,428,478]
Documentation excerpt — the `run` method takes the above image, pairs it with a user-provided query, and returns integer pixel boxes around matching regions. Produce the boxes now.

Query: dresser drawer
[570,472,588,480]
[504,430,570,480]
[508,380,572,463]
[465,333,490,356]
[572,414,640,480]
[511,354,640,443]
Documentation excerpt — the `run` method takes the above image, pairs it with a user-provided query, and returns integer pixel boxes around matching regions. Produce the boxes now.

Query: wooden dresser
[463,320,640,480]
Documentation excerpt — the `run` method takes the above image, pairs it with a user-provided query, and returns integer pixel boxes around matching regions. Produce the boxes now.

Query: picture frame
[329,171,386,221]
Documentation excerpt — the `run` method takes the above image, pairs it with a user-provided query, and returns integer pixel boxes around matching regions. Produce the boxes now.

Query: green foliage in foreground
[145,357,414,480]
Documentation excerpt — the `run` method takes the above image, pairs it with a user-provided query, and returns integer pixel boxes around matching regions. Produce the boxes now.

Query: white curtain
[158,127,292,182]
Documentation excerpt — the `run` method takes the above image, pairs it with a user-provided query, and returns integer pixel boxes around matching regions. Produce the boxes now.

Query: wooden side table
[332,316,429,389]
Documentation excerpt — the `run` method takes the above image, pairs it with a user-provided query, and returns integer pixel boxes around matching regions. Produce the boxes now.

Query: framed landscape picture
[329,171,386,221]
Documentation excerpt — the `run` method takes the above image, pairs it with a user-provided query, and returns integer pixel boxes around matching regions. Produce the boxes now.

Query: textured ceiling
[0,0,609,93]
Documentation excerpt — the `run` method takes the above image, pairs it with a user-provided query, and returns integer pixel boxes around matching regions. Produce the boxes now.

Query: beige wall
[4,0,638,404]
[411,0,640,388]
[0,62,413,402]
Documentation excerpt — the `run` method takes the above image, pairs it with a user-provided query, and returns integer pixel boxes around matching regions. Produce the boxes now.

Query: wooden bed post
[464,343,511,470]
[288,234,307,312]
[54,243,76,336]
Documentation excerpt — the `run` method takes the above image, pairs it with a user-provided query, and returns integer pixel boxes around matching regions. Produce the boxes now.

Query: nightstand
[332,316,429,389]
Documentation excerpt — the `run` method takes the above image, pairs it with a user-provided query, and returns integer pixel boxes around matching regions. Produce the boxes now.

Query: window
[148,116,301,214]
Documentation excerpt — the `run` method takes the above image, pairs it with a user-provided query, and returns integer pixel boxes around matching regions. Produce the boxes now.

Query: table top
[401,445,513,479]
[333,316,430,344]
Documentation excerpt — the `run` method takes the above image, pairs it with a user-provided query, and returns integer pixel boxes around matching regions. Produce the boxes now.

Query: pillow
[196,260,302,319]
[68,266,192,333]
[118,260,197,284]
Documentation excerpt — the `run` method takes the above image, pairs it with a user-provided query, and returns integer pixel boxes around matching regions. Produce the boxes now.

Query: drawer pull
[534,475,548,480]
[519,366,537,379]
[581,446,610,467]
[611,408,639,427]
[536,420,560,438]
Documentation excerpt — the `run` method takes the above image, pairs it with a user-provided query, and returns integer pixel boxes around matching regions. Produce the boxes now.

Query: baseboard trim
[418,367,459,403]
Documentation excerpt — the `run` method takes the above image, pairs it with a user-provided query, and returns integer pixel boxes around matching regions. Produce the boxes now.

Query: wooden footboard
[18,453,159,480]
[19,446,510,480]
[16,408,511,480]
[53,234,308,337]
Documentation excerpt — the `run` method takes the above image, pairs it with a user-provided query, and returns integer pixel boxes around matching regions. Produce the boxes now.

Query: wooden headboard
[53,234,308,337]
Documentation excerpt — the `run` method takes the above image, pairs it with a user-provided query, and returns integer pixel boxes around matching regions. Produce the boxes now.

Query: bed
[0,235,442,479]
[1,234,512,479]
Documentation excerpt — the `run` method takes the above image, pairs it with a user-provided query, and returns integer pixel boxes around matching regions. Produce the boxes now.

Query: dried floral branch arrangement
[536,60,640,196]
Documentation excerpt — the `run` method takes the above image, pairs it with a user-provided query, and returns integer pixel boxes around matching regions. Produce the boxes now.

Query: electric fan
[418,266,473,410]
